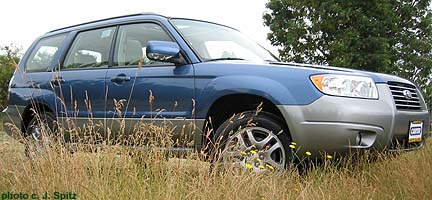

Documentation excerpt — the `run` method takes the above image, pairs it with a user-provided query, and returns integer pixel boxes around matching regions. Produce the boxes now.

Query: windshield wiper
[204,57,246,62]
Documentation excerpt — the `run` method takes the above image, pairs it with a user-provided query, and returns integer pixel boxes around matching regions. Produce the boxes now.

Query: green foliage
[0,45,20,109]
[264,0,432,106]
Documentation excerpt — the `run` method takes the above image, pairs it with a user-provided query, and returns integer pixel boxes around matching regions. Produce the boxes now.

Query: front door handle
[110,74,131,83]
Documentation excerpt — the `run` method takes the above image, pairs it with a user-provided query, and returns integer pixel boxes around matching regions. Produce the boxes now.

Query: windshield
[171,19,278,62]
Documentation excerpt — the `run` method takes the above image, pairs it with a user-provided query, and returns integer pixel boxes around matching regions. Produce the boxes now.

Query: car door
[53,27,115,135]
[105,23,195,146]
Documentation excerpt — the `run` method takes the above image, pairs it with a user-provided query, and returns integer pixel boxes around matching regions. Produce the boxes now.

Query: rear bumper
[2,106,26,140]
[278,84,430,158]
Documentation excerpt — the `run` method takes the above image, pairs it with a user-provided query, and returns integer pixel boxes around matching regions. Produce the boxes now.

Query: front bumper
[278,84,430,158]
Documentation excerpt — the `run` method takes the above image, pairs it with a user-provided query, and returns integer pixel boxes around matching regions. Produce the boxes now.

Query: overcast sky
[0,0,278,55]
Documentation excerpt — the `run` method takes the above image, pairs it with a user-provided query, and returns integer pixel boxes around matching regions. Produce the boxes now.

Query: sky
[0,0,278,55]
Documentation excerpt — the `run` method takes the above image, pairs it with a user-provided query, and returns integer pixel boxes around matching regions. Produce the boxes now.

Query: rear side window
[63,27,115,69]
[25,34,66,72]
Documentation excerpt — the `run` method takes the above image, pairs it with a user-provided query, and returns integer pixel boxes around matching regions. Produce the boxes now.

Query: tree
[0,44,20,109]
[264,0,432,106]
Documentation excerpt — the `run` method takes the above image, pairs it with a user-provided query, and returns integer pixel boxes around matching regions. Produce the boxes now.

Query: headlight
[310,74,378,99]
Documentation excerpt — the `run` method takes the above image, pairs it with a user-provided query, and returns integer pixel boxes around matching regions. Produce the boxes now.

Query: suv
[2,13,430,171]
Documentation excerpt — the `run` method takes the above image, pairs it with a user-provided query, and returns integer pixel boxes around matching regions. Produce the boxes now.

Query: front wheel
[213,111,291,172]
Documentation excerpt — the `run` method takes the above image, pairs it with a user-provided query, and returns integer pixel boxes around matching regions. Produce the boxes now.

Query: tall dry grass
[0,120,431,200]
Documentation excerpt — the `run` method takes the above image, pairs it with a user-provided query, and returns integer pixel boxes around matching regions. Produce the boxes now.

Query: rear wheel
[24,112,56,158]
[213,111,291,172]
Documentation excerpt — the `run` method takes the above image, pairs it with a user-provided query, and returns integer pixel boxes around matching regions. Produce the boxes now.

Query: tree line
[0,45,20,109]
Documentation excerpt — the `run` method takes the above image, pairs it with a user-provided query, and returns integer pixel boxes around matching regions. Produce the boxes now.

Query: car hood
[269,62,415,86]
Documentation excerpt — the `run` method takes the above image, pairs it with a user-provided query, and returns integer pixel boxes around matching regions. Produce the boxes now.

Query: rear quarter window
[25,34,66,72]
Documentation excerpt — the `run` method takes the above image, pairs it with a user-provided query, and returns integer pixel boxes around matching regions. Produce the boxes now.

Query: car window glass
[25,34,66,72]
[114,23,172,67]
[63,27,114,69]
[205,41,261,60]
[171,19,278,62]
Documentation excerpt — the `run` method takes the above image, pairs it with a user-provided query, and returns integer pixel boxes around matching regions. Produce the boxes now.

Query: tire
[24,112,57,158]
[212,111,291,172]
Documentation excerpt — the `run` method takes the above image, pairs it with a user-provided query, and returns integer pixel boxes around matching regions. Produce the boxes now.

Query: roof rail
[48,12,165,33]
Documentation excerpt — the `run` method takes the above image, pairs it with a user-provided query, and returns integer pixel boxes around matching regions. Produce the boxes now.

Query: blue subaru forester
[2,13,430,171]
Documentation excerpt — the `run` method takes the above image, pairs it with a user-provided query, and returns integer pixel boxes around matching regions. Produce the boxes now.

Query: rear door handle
[110,74,131,83]
[50,77,65,86]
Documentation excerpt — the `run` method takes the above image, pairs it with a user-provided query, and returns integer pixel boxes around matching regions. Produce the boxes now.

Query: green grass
[0,128,431,200]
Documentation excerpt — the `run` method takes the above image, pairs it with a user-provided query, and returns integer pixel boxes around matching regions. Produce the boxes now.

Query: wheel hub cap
[222,127,286,172]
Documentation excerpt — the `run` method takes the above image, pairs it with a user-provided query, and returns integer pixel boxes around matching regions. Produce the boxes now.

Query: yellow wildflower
[305,151,312,156]
[289,144,296,149]
[266,164,274,170]
[245,163,253,169]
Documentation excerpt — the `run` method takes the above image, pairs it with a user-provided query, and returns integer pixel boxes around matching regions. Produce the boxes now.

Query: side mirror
[146,41,186,65]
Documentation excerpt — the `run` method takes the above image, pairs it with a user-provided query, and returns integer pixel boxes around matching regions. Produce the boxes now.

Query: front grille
[388,81,422,111]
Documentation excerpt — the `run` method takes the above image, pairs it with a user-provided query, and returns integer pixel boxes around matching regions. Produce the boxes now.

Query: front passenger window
[114,23,172,67]
[63,27,115,69]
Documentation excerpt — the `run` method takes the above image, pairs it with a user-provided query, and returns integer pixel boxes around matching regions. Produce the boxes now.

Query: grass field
[0,127,431,200]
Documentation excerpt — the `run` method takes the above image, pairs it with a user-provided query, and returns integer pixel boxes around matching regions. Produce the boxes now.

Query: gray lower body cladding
[278,84,430,157]
[2,105,206,148]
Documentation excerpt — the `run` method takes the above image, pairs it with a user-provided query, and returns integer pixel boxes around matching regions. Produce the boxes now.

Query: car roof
[42,13,239,39]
